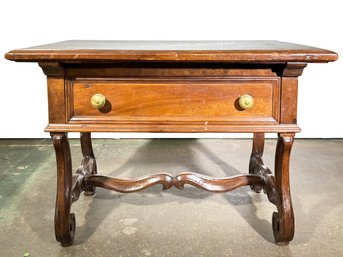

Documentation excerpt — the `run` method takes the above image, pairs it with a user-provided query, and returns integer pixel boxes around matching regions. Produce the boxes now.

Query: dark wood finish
[273,133,295,245]
[5,40,337,63]
[278,62,308,124]
[248,133,276,203]
[174,172,265,192]
[84,173,174,193]
[76,132,97,195]
[280,77,299,124]
[47,77,66,123]
[5,41,337,247]
[248,133,295,245]
[39,62,64,76]
[51,132,99,246]
[84,172,265,193]
[51,133,75,247]
[45,124,301,133]
[71,79,279,124]
[249,133,265,193]
[64,63,280,78]
[281,62,307,77]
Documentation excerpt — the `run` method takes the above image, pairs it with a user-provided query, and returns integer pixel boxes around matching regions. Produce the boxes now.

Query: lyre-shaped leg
[272,133,295,245]
[51,132,75,247]
[77,132,97,195]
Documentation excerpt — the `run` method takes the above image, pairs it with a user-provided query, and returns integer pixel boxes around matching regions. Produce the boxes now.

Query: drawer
[68,79,280,124]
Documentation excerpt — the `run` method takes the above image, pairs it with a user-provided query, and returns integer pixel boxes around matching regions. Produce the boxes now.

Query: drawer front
[68,79,280,124]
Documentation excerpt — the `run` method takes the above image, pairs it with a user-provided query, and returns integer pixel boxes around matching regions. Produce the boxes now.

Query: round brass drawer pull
[239,94,254,110]
[91,94,106,109]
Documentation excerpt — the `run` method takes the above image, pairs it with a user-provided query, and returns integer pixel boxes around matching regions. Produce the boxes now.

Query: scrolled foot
[59,213,76,247]
[272,212,293,245]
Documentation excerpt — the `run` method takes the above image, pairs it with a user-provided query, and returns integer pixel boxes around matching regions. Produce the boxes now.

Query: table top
[5,40,338,63]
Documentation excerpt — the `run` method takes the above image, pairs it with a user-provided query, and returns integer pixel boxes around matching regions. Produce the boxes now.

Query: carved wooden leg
[249,133,265,193]
[51,132,75,247]
[272,133,295,245]
[77,132,97,195]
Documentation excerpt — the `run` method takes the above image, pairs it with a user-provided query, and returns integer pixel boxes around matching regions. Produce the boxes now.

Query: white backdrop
[0,0,341,138]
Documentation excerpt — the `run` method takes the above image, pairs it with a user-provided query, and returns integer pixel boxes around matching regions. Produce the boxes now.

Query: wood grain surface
[5,40,338,63]
[5,40,338,246]
[70,79,279,124]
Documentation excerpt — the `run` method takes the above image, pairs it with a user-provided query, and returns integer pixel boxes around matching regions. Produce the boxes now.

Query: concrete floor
[0,138,342,257]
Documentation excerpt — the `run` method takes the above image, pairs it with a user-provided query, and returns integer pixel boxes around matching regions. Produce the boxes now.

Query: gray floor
[0,138,342,257]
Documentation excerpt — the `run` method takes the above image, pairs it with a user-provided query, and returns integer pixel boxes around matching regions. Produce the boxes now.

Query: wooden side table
[5,41,337,246]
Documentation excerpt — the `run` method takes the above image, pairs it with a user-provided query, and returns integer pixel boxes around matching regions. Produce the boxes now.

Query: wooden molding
[281,62,307,77]
[45,123,301,133]
[39,62,65,76]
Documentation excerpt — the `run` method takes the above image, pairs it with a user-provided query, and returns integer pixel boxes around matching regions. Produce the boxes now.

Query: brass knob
[239,94,254,110]
[91,94,106,109]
